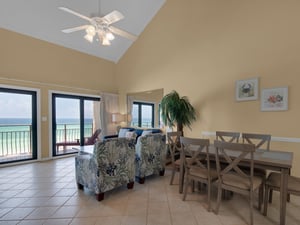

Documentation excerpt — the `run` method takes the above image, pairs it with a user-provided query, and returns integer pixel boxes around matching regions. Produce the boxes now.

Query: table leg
[280,168,288,225]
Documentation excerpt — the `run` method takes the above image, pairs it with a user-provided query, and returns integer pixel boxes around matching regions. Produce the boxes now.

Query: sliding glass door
[52,93,100,156]
[0,87,37,164]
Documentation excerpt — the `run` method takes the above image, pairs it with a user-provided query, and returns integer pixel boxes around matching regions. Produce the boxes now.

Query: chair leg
[250,190,254,225]
[215,183,222,214]
[258,185,263,211]
[77,182,83,190]
[263,184,269,216]
[169,167,176,185]
[182,176,190,201]
[207,181,211,212]
[136,176,145,184]
[96,192,104,201]
[127,181,134,189]
[159,169,165,176]
[268,189,273,203]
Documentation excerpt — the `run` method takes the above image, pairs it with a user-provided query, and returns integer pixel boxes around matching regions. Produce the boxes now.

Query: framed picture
[236,78,259,101]
[261,87,288,111]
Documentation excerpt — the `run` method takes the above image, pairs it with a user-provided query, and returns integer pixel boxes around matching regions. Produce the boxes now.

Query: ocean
[0,118,93,156]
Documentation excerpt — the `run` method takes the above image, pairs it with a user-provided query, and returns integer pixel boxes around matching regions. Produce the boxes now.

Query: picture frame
[261,87,288,111]
[235,77,259,101]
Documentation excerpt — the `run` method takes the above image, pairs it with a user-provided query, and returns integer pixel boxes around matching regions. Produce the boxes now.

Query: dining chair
[216,131,240,143]
[214,140,263,225]
[242,133,271,150]
[181,137,218,211]
[263,172,300,216]
[242,132,272,209]
[167,131,182,185]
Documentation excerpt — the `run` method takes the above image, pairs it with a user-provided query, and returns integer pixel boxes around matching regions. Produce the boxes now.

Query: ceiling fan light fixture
[84,33,94,43]
[106,32,115,41]
[102,38,111,46]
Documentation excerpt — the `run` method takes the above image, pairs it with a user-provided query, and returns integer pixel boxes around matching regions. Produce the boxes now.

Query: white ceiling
[0,0,165,63]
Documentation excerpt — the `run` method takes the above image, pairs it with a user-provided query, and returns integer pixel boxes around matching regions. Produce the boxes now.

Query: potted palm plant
[160,90,197,135]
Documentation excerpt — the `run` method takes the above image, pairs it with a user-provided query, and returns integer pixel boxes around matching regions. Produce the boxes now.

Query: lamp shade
[112,113,124,123]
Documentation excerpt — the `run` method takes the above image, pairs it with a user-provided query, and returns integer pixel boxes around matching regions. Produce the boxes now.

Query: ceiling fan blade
[102,10,124,24]
[62,25,89,33]
[109,26,137,41]
[59,7,92,22]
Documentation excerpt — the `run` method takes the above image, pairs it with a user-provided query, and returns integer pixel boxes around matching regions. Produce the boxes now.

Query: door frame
[0,84,41,163]
[49,90,100,158]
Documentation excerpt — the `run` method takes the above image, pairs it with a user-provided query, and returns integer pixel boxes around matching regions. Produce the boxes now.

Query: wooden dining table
[178,145,293,225]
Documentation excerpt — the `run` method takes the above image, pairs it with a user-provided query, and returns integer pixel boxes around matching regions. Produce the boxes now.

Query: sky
[0,93,94,119]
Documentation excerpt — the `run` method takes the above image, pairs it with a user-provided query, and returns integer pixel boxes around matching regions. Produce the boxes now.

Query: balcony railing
[0,124,32,158]
[0,123,93,159]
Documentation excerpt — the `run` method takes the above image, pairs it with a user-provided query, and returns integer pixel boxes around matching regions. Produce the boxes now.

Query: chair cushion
[267,172,300,193]
[141,130,152,136]
[222,173,262,190]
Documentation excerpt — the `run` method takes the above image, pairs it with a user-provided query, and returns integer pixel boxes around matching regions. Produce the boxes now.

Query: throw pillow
[141,130,152,136]
[118,128,130,138]
[125,131,136,139]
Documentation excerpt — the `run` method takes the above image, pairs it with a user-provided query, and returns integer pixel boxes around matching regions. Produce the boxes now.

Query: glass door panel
[0,87,37,164]
[52,93,100,156]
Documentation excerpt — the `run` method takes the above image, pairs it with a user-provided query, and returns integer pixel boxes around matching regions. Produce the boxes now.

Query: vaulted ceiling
[0,0,165,63]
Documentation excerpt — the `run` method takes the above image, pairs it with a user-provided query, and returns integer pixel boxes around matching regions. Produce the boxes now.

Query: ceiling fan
[59,6,137,46]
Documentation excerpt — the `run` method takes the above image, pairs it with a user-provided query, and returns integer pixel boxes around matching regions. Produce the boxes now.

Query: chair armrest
[103,134,118,139]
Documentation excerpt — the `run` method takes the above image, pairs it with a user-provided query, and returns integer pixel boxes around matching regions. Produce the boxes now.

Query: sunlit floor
[0,156,299,225]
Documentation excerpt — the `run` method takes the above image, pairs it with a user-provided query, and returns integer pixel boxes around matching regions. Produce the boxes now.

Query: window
[131,102,154,128]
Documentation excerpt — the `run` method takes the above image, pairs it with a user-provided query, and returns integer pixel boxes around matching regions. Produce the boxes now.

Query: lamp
[112,113,125,123]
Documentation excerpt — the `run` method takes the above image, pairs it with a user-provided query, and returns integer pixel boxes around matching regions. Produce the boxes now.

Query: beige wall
[0,28,116,158]
[116,0,300,175]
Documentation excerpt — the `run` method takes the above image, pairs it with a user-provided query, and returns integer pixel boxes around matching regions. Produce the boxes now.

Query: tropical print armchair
[75,138,136,201]
[135,133,167,183]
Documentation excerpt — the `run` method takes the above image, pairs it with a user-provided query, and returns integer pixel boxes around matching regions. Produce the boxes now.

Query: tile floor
[0,156,299,225]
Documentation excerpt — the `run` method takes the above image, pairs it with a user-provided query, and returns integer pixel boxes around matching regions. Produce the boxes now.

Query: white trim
[0,84,42,160]
[201,131,300,143]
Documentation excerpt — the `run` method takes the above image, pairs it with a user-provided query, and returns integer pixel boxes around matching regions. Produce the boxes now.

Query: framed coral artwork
[261,87,288,111]
[236,78,259,101]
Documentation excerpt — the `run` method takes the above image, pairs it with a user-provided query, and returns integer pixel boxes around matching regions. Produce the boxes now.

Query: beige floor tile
[0,157,299,225]
[70,217,98,225]
[25,206,59,219]
[147,213,172,225]
[122,215,147,225]
[148,202,170,215]
[18,219,45,225]
[171,212,198,225]
[95,216,123,225]
[51,205,81,218]
[0,207,35,220]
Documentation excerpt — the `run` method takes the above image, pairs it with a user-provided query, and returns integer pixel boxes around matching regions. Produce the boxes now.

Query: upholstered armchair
[135,133,167,184]
[75,138,136,201]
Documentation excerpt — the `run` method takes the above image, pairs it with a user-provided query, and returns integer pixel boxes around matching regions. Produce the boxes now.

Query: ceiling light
[84,33,94,43]
[106,32,115,41]
[102,37,111,46]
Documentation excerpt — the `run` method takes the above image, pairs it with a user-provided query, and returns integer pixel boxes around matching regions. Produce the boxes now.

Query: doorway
[52,93,100,156]
[0,87,38,164]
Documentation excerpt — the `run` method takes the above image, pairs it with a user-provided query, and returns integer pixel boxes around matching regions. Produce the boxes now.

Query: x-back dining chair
[181,137,218,211]
[214,140,263,225]
[242,132,272,209]
[216,131,240,143]
[242,133,271,150]
[167,131,182,185]
[263,172,300,216]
